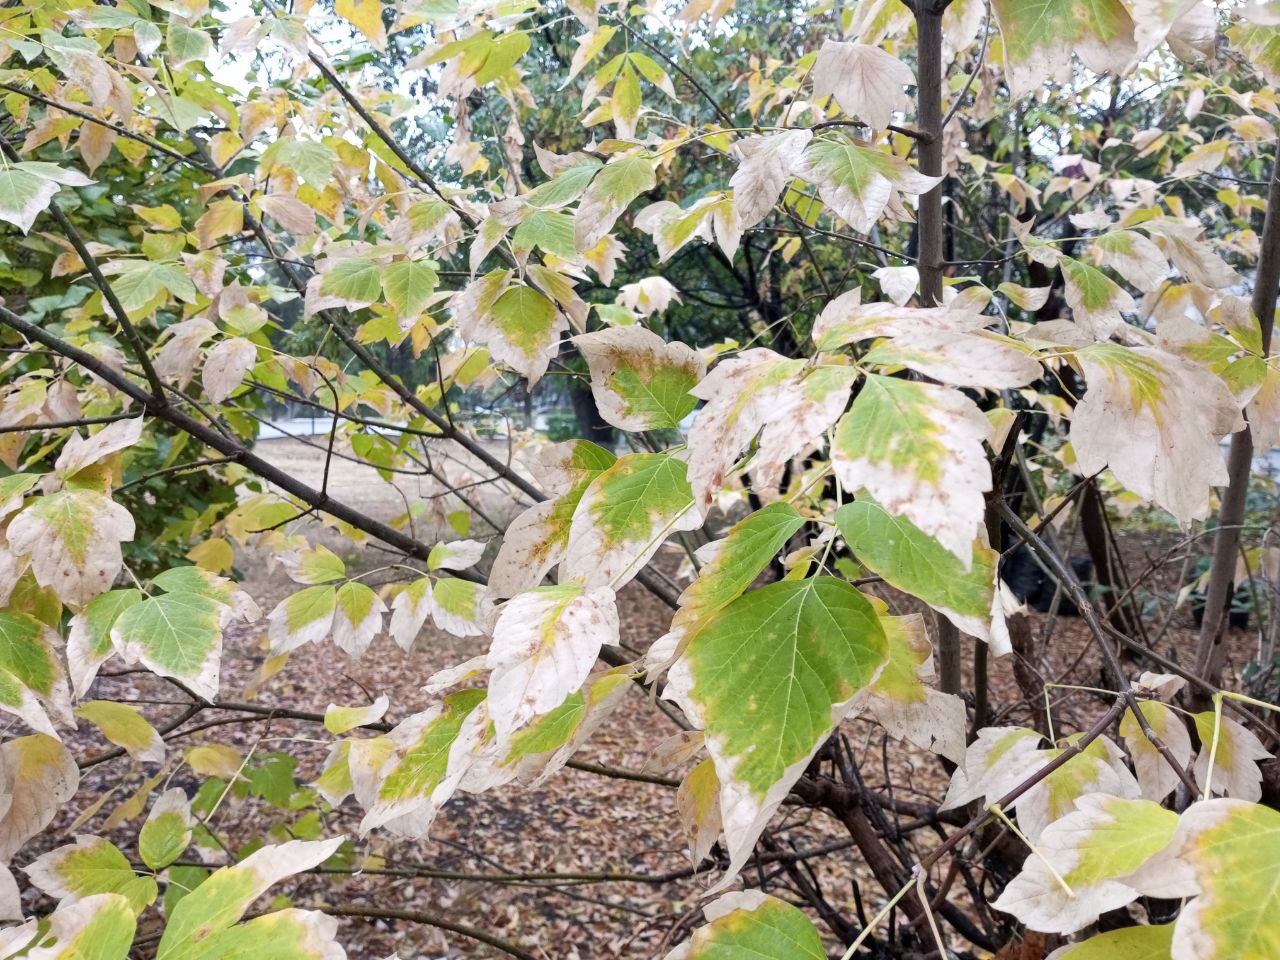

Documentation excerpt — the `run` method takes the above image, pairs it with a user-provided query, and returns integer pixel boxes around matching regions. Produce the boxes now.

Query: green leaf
[831,374,992,567]
[666,578,886,879]
[26,836,157,914]
[13,894,137,958]
[835,499,1000,646]
[428,577,486,638]
[319,256,382,306]
[502,668,629,783]
[382,259,439,321]
[99,259,198,315]
[0,472,39,517]
[139,788,195,870]
[484,284,562,384]
[166,23,211,64]
[145,93,210,131]
[995,794,1178,934]
[284,545,347,585]
[268,140,338,188]
[164,865,209,917]
[575,154,656,250]
[157,837,343,959]
[267,585,337,653]
[474,30,531,84]
[111,591,226,701]
[512,210,577,259]
[0,609,71,736]
[173,908,346,960]
[332,580,384,655]
[1127,800,1280,960]
[1049,924,1173,960]
[323,695,389,734]
[662,502,807,660]
[362,688,486,831]
[67,588,143,698]
[666,891,825,959]
[573,326,703,431]
[562,452,700,590]
[525,158,601,209]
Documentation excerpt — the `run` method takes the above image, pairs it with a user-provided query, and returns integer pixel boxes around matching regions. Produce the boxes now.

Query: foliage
[0,0,1278,956]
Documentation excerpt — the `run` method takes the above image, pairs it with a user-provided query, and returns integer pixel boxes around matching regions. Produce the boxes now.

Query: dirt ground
[49,437,1275,959]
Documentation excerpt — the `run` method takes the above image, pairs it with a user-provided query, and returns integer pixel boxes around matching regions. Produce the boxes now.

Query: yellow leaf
[336,0,386,49]
[194,197,243,250]
[184,743,243,779]
[188,536,234,573]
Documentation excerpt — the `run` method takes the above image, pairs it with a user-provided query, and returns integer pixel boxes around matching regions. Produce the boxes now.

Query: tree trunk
[1078,478,1142,638]
[569,380,614,449]
[915,3,962,699]
[1192,145,1280,704]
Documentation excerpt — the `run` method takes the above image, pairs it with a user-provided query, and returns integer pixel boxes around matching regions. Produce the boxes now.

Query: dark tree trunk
[569,381,614,448]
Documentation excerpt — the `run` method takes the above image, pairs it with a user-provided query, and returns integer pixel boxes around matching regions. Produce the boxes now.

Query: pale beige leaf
[729,129,812,230]
[0,734,78,862]
[812,40,913,131]
[994,794,1178,934]
[428,539,486,572]
[487,501,566,599]
[861,613,967,764]
[616,276,681,316]
[686,349,856,507]
[942,726,1046,811]
[1120,700,1193,802]
[331,582,386,657]
[871,265,919,306]
[1089,230,1169,292]
[1071,345,1243,524]
[832,377,994,563]
[258,193,317,236]
[1194,713,1272,801]
[486,582,619,742]
[7,491,135,607]
[154,318,217,388]
[863,330,1043,389]
[53,417,143,479]
[1014,736,1141,840]
[202,337,257,404]
[387,578,433,652]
